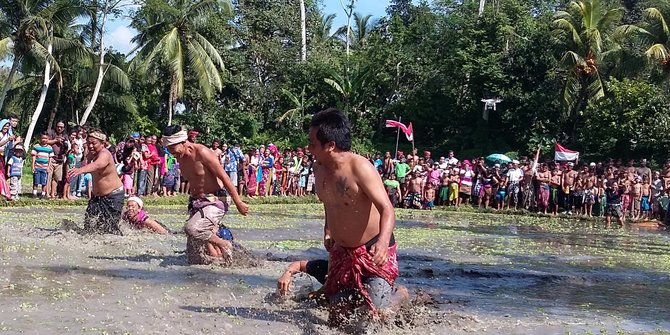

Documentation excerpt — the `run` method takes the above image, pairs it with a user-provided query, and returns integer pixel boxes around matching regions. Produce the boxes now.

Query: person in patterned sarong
[308,108,408,326]
[161,125,249,265]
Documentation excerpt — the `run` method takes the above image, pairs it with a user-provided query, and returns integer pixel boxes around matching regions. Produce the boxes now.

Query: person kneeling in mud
[308,108,409,326]
[161,125,249,265]
[67,129,125,235]
[122,196,169,234]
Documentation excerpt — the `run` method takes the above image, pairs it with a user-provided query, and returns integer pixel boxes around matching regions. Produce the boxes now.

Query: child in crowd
[640,176,651,220]
[424,183,436,210]
[438,170,450,207]
[384,173,402,208]
[31,132,53,199]
[78,173,93,198]
[64,143,79,200]
[605,181,624,227]
[298,159,309,197]
[122,196,168,234]
[121,154,135,197]
[7,144,25,200]
[161,156,178,196]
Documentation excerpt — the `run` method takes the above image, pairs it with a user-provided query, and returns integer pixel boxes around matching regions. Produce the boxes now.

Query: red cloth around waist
[324,242,399,312]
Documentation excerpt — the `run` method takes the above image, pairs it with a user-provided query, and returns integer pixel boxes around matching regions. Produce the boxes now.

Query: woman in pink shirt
[428,162,441,187]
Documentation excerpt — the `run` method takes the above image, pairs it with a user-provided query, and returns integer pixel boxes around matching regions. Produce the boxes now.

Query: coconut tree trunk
[79,1,108,126]
[168,75,177,126]
[478,0,485,16]
[340,0,354,57]
[300,0,306,61]
[24,39,54,149]
[0,54,22,115]
[47,81,62,130]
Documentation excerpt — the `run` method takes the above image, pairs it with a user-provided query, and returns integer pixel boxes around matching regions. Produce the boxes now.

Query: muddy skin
[0,204,669,334]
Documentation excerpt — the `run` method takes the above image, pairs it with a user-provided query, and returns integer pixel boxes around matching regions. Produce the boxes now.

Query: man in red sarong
[308,108,408,325]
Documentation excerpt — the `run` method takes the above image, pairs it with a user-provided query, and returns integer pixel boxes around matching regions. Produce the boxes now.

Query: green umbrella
[486,153,512,164]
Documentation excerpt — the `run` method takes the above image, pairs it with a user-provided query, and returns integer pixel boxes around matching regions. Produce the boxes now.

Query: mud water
[0,204,669,334]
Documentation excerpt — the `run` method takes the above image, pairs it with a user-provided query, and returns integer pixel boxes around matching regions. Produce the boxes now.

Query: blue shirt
[224,147,243,172]
[8,156,23,177]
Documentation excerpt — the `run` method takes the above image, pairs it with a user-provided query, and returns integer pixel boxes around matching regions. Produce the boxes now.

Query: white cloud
[106,25,137,57]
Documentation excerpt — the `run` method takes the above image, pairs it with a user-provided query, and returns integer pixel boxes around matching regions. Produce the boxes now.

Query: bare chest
[316,171,360,206]
[179,160,206,181]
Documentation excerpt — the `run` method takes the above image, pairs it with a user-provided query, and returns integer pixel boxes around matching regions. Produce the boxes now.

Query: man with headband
[162,125,249,264]
[67,128,125,234]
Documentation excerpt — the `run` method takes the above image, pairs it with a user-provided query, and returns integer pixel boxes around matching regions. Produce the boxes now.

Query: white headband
[88,131,107,142]
[127,196,143,209]
[162,130,187,146]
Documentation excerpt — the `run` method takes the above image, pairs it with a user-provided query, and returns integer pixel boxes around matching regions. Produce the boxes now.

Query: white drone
[481,98,502,120]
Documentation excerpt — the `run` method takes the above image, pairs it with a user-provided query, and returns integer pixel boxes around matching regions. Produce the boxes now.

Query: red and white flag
[385,120,414,141]
[554,143,579,161]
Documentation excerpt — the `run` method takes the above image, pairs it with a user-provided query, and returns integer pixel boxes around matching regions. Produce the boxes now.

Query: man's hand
[67,167,81,178]
[235,200,249,216]
[277,271,293,295]
[323,234,334,251]
[369,239,389,266]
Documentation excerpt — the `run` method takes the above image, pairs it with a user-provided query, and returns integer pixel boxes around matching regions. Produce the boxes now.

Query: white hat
[127,196,143,209]
[494,163,501,168]
[567,162,574,167]
[512,160,519,164]
[589,162,596,167]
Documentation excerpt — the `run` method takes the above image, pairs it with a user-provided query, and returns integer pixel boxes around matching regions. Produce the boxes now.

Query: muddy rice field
[1,203,670,334]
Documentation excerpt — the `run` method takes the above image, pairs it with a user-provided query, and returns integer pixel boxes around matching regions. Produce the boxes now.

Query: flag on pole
[554,143,579,161]
[531,147,541,176]
[385,119,414,141]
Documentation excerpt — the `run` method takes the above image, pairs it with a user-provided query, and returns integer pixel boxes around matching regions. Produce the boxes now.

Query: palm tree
[553,0,624,135]
[0,0,84,116]
[324,63,372,121]
[317,13,336,41]
[277,86,315,129]
[130,0,231,125]
[79,0,128,126]
[336,12,376,50]
[617,4,670,76]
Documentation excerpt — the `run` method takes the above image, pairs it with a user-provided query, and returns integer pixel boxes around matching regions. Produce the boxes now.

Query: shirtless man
[632,177,642,219]
[640,176,652,220]
[620,172,632,219]
[308,108,408,325]
[161,125,249,264]
[550,166,562,215]
[536,164,551,214]
[67,129,125,234]
[521,162,535,210]
[562,162,578,214]
[405,171,423,209]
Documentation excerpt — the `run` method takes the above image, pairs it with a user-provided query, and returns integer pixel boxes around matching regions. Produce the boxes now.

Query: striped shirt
[31,144,54,170]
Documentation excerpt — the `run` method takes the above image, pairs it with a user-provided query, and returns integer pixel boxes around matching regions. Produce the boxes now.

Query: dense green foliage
[1,0,670,161]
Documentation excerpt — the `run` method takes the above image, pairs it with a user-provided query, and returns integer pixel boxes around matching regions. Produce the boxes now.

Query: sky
[104,0,396,56]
